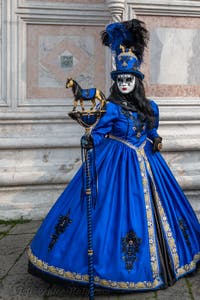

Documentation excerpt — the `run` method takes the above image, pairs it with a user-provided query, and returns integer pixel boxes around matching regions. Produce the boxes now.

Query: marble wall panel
[27,24,106,99]
[138,15,200,97]
[151,28,200,85]
[0,0,3,99]
[0,0,1,100]
[0,148,81,186]
[0,185,66,220]
[27,0,104,3]
[0,121,80,137]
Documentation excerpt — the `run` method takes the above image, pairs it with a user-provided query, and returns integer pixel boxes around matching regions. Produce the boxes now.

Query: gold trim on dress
[144,153,180,271]
[27,247,162,290]
[109,134,161,280]
[27,247,200,290]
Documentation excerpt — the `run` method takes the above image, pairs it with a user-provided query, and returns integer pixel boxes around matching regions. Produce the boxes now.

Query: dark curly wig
[108,77,155,130]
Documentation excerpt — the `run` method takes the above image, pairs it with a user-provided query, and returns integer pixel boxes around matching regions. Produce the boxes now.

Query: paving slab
[0,233,33,256]
[1,273,50,299]
[9,220,42,235]
[0,296,42,300]
[185,267,200,300]
[0,224,13,235]
[45,285,89,298]
[8,250,28,275]
[0,234,33,279]
[45,293,156,300]
[95,293,156,300]
[155,277,191,300]
[46,297,86,300]
[0,254,20,278]
[44,285,156,300]
[47,294,152,300]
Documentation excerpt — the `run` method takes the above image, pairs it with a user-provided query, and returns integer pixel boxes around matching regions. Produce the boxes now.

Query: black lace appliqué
[179,218,191,248]
[48,209,72,251]
[122,230,141,271]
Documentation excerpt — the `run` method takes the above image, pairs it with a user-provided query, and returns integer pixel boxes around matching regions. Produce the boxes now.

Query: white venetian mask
[116,74,136,94]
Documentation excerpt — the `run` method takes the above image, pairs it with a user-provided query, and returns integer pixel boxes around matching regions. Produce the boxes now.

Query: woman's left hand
[153,136,162,153]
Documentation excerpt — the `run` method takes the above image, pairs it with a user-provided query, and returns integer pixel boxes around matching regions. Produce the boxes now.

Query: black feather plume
[101,19,149,62]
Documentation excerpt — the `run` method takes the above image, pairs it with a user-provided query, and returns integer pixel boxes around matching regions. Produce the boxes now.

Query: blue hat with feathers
[101,19,149,81]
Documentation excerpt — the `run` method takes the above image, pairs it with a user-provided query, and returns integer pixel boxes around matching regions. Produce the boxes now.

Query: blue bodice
[92,100,159,147]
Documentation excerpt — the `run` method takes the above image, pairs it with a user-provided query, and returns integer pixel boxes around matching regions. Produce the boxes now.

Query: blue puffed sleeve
[91,102,119,146]
[147,100,160,141]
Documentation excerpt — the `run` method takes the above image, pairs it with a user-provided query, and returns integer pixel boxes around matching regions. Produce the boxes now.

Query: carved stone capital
[106,0,126,22]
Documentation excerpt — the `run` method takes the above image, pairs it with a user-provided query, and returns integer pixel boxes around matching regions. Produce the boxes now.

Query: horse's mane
[71,80,82,98]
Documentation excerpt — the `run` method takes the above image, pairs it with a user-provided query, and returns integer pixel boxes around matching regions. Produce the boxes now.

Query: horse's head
[66,78,74,88]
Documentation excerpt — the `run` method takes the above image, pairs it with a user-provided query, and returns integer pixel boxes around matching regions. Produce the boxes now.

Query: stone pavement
[0,220,199,300]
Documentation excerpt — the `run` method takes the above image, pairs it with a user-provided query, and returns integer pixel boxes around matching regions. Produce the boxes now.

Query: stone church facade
[0,0,200,220]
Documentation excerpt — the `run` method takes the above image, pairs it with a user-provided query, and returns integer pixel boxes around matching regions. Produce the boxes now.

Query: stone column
[106,0,126,22]
[106,0,126,71]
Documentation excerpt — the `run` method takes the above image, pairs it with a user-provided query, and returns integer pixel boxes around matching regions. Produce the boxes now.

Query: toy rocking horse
[66,78,106,111]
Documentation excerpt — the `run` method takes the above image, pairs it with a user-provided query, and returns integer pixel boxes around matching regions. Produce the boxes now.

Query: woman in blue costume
[28,19,200,292]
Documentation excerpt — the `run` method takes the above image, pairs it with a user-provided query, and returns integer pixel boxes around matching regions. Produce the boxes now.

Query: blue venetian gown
[28,100,200,292]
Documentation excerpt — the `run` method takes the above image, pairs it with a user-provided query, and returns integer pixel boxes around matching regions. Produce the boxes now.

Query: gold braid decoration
[27,246,200,290]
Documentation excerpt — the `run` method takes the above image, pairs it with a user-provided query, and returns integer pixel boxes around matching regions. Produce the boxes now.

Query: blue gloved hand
[81,134,94,150]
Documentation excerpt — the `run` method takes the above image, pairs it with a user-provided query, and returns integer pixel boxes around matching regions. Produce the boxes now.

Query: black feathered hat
[101,19,149,80]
